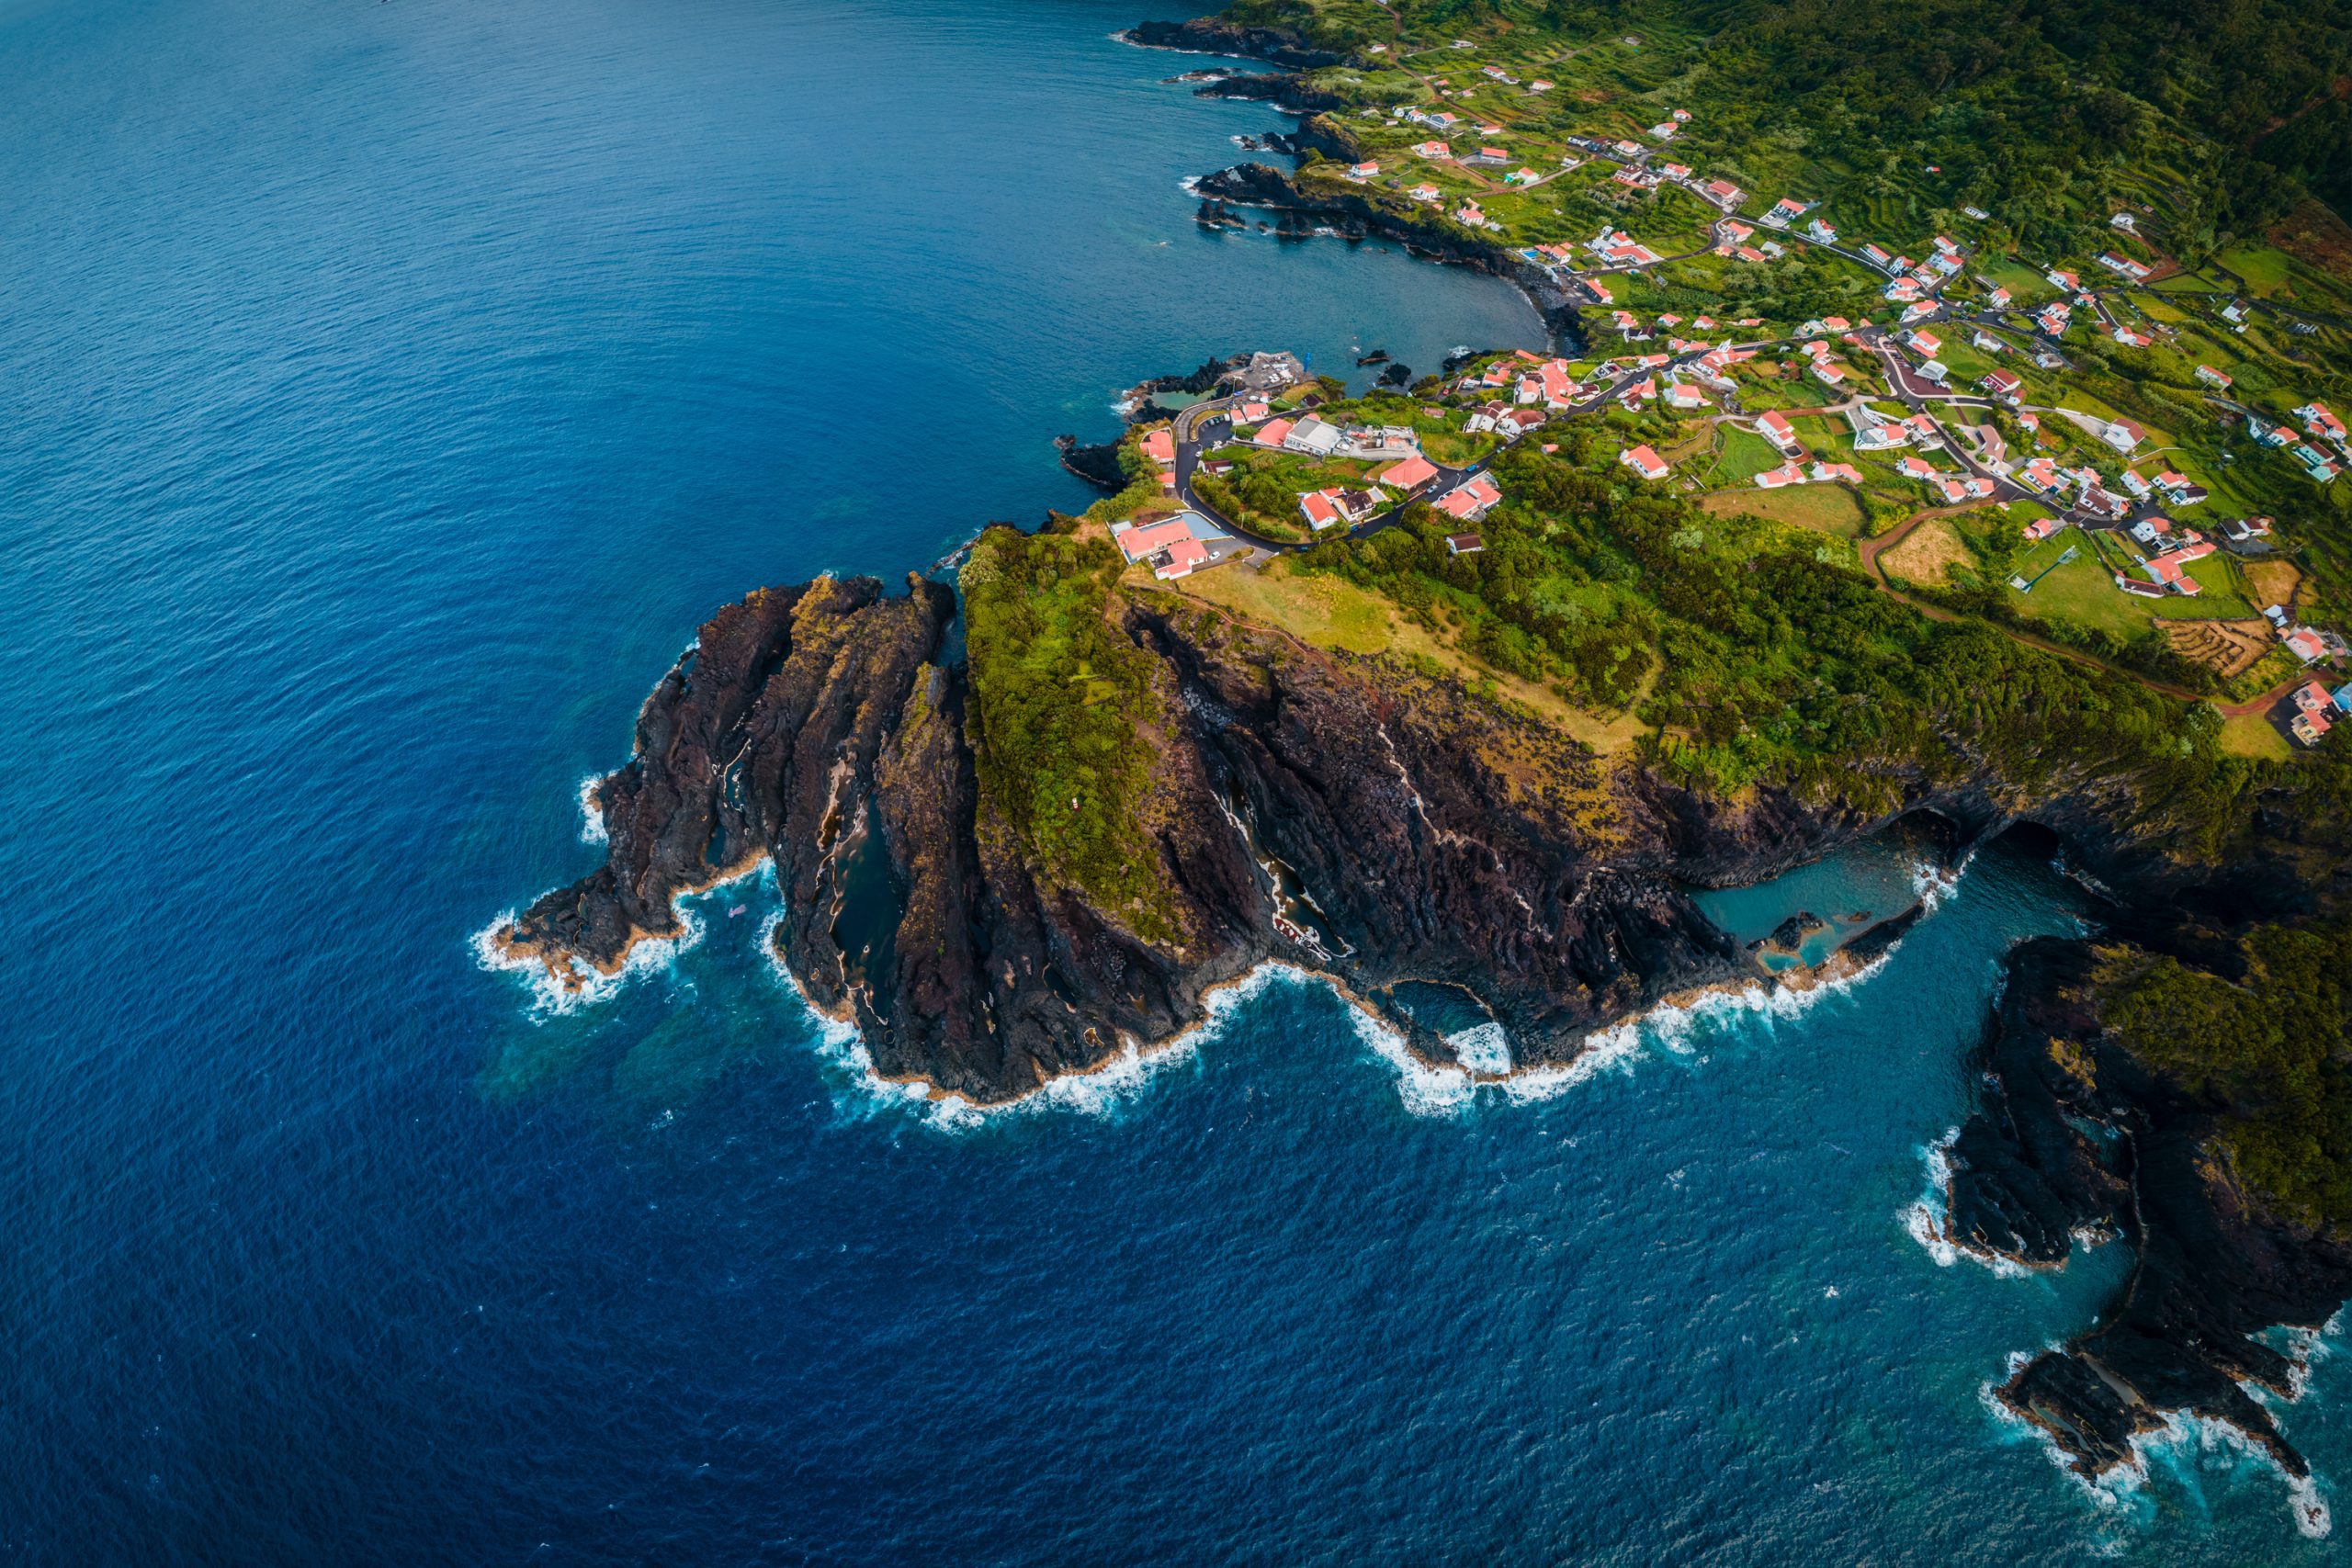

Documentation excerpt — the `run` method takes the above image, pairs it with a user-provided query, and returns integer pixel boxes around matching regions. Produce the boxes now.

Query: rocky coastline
[1193,162,1590,350]
[490,553,2349,1505]
[1118,17,1348,72]
[483,12,2352,1519]
[1922,937,2352,1497]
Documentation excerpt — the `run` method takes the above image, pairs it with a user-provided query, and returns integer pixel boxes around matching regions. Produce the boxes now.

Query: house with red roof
[1140,428,1175,467]
[1621,445,1670,481]
[1251,417,1295,449]
[2019,457,2064,492]
[1754,460,1805,490]
[1374,455,1439,493]
[1114,518,1193,563]
[2141,542,2214,594]
[1757,410,1800,454]
[1435,473,1502,521]
[1810,461,1862,484]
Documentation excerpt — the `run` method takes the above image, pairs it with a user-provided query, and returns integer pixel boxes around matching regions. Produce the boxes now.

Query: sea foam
[577,773,608,845]
[473,861,763,1019]
[1900,1125,2031,1277]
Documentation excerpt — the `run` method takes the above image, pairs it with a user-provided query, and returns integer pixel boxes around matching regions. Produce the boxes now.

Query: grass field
[1703,425,1783,485]
[1164,558,1651,751]
[1700,481,1864,535]
[1980,259,2056,304]
[2218,709,2292,761]
[2003,539,2154,637]
[2218,244,2293,297]
[1882,515,1973,586]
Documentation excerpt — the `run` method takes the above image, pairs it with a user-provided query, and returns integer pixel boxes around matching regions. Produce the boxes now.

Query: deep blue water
[1,0,2343,1562]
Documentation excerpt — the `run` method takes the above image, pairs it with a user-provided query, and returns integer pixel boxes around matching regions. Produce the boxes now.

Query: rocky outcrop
[511,564,2028,1099]
[1054,434,1126,490]
[1263,114,1364,164]
[496,563,2270,1104]
[1193,72,1346,115]
[1924,937,2352,1484]
[1193,163,1590,351]
[1121,17,1347,71]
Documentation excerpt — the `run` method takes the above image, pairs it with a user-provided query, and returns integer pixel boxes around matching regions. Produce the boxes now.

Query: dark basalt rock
[1193,163,1589,353]
[1191,72,1345,115]
[1121,18,1347,72]
[1126,353,1247,402]
[1054,434,1125,491]
[1379,361,1413,388]
[1264,114,1364,164]
[496,562,2352,1460]
[1936,939,2352,1483]
[1748,909,1827,954]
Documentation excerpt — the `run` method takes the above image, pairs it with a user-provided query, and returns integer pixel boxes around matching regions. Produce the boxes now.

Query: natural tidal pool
[2,0,2344,1562]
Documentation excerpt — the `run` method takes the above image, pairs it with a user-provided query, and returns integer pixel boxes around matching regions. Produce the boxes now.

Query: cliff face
[496,569,2249,1101]
[502,570,1970,1099]
[497,561,2349,1493]
[1937,939,2352,1485]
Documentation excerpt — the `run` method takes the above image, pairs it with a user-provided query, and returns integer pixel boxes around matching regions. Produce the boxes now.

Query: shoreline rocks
[1192,162,1591,354]
[1937,939,2352,1484]
[1119,18,1348,72]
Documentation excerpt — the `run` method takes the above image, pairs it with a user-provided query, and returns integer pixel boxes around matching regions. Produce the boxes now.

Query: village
[1114,32,2352,755]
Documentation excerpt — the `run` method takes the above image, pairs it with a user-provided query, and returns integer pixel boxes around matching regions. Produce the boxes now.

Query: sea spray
[577,773,609,845]
[473,861,764,1019]
[1901,1126,2030,1277]
[1904,1128,1965,1269]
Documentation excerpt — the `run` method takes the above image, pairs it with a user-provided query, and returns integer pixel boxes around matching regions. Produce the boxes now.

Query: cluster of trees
[959,525,1179,942]
[1296,423,2262,844]
[2106,924,2352,1224]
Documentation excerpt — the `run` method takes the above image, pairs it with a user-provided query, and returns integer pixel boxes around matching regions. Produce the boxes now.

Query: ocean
[0,0,2341,1561]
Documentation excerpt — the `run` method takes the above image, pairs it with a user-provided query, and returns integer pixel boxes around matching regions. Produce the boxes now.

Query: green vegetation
[2105,925,2352,1224]
[960,525,1180,942]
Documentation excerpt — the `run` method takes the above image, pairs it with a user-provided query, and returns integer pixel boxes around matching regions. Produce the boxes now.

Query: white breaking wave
[1988,1346,2335,1538]
[1900,1126,2030,1277]
[473,862,763,1020]
[1346,992,1475,1115]
[1446,1021,1512,1076]
[577,773,609,845]
[1904,1127,1964,1268]
[1909,849,1973,914]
